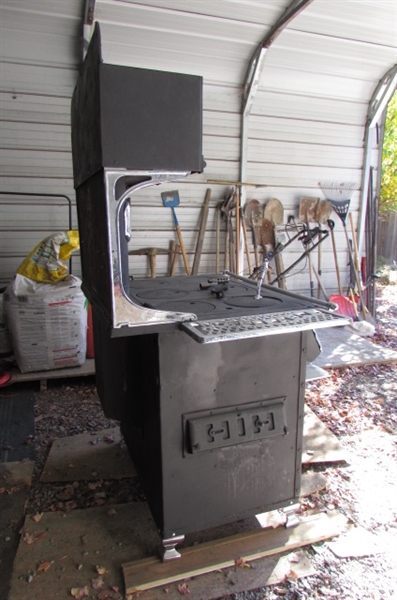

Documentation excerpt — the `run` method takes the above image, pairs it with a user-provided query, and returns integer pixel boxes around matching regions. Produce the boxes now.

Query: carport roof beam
[242,0,314,117]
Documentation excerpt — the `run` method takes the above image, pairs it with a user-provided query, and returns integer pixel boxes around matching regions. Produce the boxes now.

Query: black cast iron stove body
[72,24,349,557]
[92,272,348,553]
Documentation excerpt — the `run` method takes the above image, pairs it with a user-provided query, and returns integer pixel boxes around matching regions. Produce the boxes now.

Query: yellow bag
[17,231,80,283]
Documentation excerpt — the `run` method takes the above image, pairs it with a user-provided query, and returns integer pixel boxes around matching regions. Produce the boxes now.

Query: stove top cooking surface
[128,273,349,343]
[130,273,307,319]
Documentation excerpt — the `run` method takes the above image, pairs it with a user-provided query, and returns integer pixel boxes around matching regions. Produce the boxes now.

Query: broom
[318,181,371,322]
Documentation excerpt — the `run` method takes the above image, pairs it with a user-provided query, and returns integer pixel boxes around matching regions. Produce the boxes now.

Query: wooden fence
[378,210,397,263]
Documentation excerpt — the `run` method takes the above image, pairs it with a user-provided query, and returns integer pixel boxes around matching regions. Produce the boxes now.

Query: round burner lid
[223,295,282,309]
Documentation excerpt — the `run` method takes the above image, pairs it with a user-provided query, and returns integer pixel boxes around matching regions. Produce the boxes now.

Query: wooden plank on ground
[40,427,136,482]
[302,406,347,464]
[0,461,34,600]
[123,510,347,594]
[314,328,397,369]
[135,550,315,600]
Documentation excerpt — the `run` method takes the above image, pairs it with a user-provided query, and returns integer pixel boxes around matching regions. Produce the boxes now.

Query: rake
[318,181,359,225]
[319,181,372,322]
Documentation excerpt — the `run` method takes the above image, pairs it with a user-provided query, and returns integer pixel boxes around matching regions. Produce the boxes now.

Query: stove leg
[283,504,300,529]
[162,534,185,561]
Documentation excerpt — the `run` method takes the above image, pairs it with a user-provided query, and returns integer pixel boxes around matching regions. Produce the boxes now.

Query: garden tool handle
[170,206,190,276]
[175,224,190,275]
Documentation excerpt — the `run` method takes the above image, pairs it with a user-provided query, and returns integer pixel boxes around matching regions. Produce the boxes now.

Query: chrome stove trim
[104,169,198,329]
[180,308,351,344]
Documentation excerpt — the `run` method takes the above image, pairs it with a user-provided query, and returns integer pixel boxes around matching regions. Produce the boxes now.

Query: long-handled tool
[235,189,240,275]
[327,219,357,319]
[315,200,333,298]
[319,181,372,322]
[161,190,190,275]
[215,201,222,272]
[240,207,252,276]
[220,188,235,272]
[266,217,329,288]
[192,188,211,276]
[349,212,375,324]
[301,200,316,297]
[264,198,285,289]
[169,241,180,276]
[259,218,275,283]
[244,199,263,270]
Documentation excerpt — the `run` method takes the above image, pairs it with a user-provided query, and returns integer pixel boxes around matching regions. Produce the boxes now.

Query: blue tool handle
[171,206,179,226]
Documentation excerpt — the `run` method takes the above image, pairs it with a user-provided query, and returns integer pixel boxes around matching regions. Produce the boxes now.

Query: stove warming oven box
[72,24,348,558]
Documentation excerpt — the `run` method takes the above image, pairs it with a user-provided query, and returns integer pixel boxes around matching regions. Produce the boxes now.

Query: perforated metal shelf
[181,308,350,344]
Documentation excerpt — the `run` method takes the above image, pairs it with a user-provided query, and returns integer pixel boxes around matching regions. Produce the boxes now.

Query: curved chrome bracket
[104,169,198,331]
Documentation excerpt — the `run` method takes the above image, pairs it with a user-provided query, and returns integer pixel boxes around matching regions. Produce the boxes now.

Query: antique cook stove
[72,24,349,560]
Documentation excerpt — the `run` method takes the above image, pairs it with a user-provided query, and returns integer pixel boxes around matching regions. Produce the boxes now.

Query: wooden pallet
[8,358,95,391]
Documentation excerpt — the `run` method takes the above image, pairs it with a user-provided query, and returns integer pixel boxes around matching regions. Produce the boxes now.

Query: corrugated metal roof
[0,0,395,291]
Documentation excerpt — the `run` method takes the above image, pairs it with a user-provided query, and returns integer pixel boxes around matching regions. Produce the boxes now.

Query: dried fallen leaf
[380,423,394,434]
[96,565,107,575]
[287,568,299,581]
[88,482,101,491]
[273,587,287,595]
[178,582,190,595]
[23,532,34,545]
[107,508,117,516]
[91,576,104,590]
[234,557,252,569]
[23,531,46,545]
[32,513,43,523]
[37,561,51,573]
[70,586,89,599]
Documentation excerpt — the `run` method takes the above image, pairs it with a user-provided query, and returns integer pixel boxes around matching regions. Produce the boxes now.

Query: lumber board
[123,510,347,593]
[302,405,347,464]
[40,427,136,482]
[314,328,397,368]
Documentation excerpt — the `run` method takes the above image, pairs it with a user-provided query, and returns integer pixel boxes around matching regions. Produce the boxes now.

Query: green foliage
[380,91,397,214]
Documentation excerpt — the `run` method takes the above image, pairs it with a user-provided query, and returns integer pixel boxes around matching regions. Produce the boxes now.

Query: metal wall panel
[0,0,395,296]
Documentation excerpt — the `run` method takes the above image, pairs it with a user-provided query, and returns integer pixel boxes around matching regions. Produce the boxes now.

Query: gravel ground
[25,282,397,600]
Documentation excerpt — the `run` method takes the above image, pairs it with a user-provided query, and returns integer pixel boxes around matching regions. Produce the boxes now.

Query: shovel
[244,199,263,269]
[259,218,275,283]
[161,190,190,275]
[264,198,286,289]
[299,197,320,224]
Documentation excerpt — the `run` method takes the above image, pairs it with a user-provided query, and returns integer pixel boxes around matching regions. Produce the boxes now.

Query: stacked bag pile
[3,231,87,373]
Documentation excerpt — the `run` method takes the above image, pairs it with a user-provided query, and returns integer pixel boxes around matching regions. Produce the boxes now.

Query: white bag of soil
[4,274,87,373]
